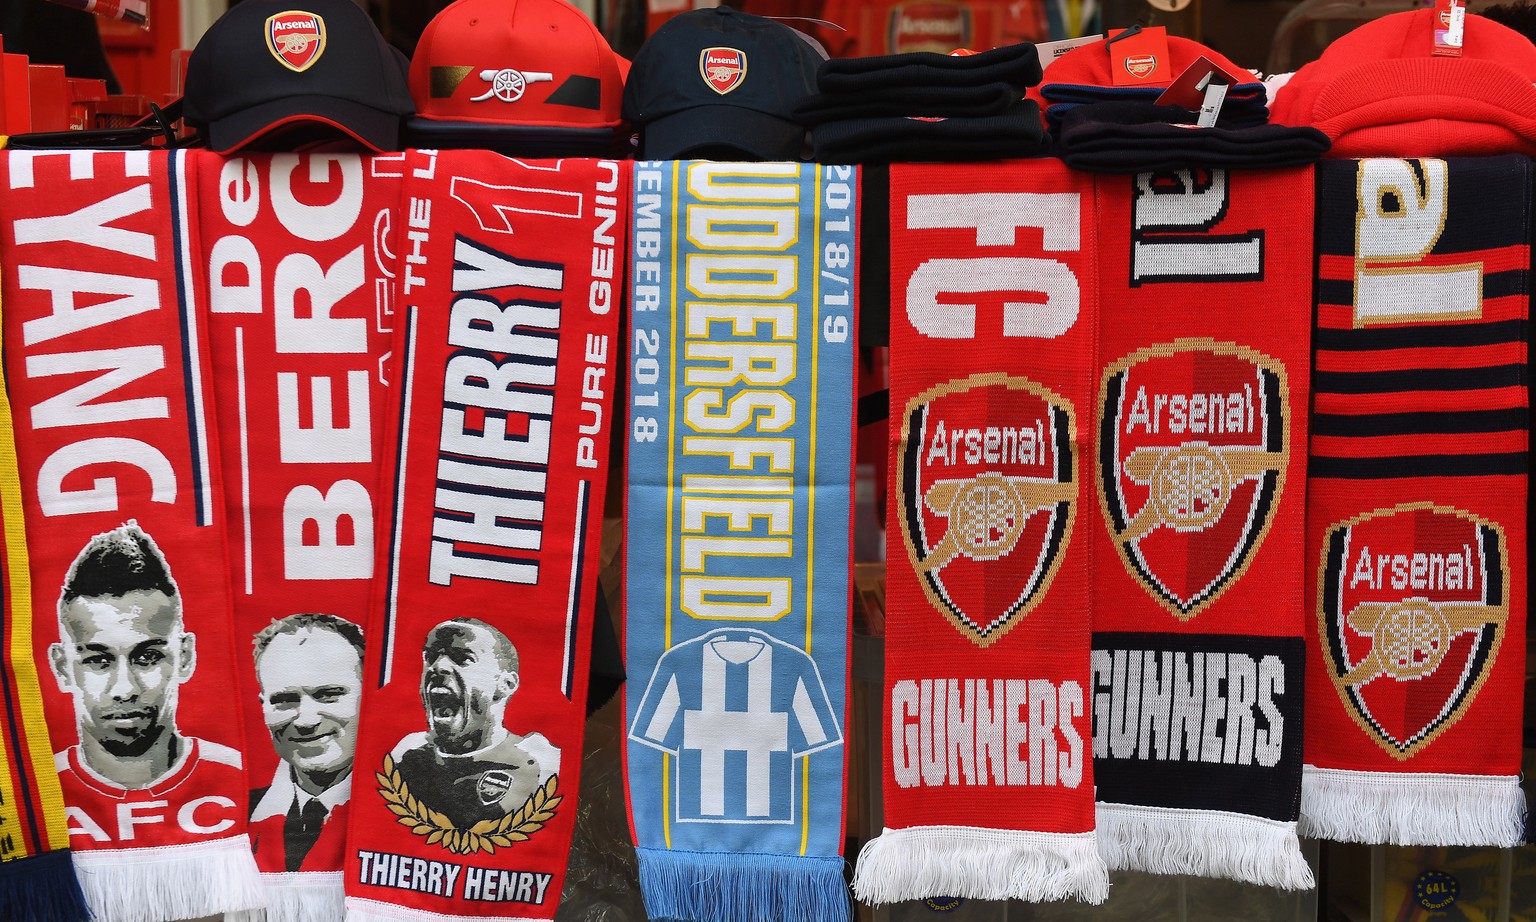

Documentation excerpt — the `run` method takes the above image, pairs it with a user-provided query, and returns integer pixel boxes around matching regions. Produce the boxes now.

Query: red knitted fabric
[1302,156,1528,845]
[197,153,397,922]
[0,150,264,922]
[1090,167,1315,889]
[852,159,1107,906]
[1271,10,1536,156]
[1038,33,1254,91]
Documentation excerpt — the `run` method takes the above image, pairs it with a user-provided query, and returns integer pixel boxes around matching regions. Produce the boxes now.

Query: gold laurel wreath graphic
[376,754,561,855]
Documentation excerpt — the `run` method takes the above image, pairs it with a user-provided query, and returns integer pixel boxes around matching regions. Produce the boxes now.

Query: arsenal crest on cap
[1318,503,1509,759]
[266,10,327,72]
[1098,339,1288,619]
[699,47,747,95]
[897,373,1077,647]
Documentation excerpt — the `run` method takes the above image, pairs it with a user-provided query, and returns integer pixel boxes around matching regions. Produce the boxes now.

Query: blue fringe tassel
[638,847,850,922]
[0,849,90,922]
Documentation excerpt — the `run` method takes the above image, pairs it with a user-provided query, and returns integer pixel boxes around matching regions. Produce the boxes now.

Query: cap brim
[405,117,622,157]
[641,105,805,161]
[205,94,406,153]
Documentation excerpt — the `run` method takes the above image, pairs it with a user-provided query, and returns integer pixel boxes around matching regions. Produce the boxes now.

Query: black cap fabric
[622,6,820,160]
[183,0,414,153]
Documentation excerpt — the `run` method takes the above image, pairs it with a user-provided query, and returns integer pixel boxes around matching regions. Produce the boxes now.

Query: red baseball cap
[406,0,626,155]
[1271,9,1536,157]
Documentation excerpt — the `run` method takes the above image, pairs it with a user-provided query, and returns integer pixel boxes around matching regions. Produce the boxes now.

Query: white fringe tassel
[226,872,346,922]
[1096,802,1315,890]
[1299,766,1526,847]
[72,836,266,922]
[851,825,1109,905]
[344,896,542,922]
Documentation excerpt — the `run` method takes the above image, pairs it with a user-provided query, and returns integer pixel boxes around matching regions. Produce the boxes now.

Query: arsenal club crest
[1125,55,1158,79]
[477,769,514,805]
[1318,503,1509,759]
[1098,339,1288,619]
[266,10,326,73]
[700,47,747,95]
[898,373,1076,647]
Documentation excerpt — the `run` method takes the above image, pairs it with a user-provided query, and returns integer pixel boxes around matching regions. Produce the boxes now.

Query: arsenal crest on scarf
[1098,339,1288,619]
[1318,504,1509,759]
[898,374,1075,646]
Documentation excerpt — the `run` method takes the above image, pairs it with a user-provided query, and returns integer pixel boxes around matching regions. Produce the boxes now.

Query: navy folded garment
[1054,101,1330,172]
[794,81,1021,125]
[811,99,1047,162]
[817,41,1042,93]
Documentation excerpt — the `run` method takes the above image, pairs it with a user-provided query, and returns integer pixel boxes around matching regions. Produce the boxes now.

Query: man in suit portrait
[248,612,364,872]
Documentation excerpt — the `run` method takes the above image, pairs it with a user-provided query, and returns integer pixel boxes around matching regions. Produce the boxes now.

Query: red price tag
[1434,0,1465,56]
[1108,25,1172,86]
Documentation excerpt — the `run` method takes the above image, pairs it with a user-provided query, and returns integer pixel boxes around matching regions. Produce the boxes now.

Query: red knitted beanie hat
[1271,8,1536,156]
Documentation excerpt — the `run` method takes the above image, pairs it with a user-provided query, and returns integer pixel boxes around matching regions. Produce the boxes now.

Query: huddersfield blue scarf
[624,161,858,922]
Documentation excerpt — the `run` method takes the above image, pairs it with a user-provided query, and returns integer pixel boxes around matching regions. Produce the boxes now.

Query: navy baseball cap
[183,0,414,153]
[622,5,821,160]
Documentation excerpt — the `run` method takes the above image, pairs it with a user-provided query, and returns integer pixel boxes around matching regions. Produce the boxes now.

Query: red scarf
[1302,156,1528,845]
[853,159,1107,905]
[0,149,264,921]
[343,151,624,920]
[1090,167,1313,887]
[197,152,397,922]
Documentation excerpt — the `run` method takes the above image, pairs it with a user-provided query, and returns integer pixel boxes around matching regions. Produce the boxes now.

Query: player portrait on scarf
[389,618,560,827]
[47,522,244,818]
[249,613,365,872]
